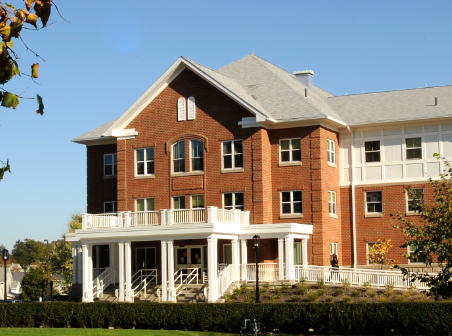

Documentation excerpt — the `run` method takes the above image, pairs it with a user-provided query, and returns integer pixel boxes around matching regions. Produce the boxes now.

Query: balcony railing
[82,206,250,229]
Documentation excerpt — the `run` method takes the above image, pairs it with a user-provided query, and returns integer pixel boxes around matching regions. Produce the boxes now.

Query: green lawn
[0,330,241,336]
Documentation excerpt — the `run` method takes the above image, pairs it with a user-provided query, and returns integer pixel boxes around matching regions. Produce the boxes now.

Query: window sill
[279,214,303,219]
[279,161,302,167]
[221,168,244,174]
[171,171,204,177]
[329,214,338,218]
[405,212,420,217]
[135,175,155,180]
[103,175,117,179]
[328,162,337,168]
[365,213,383,218]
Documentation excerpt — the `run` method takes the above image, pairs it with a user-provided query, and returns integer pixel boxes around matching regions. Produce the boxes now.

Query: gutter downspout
[347,126,357,269]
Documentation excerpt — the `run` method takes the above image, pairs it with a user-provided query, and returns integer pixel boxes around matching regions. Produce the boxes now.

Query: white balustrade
[240,211,250,225]
[84,214,120,229]
[129,211,159,226]
[217,264,235,298]
[216,209,235,223]
[172,209,205,224]
[246,263,279,282]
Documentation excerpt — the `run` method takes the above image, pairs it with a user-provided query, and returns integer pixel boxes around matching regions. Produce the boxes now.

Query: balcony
[82,206,250,229]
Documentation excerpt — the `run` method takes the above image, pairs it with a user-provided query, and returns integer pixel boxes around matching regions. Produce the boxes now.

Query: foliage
[317,288,325,296]
[239,282,248,292]
[342,295,352,303]
[11,238,47,267]
[333,288,343,297]
[291,294,300,302]
[367,239,397,270]
[297,284,308,295]
[325,296,333,303]
[274,287,282,298]
[21,264,48,301]
[363,280,372,289]
[307,291,318,302]
[393,155,452,299]
[0,159,11,181]
[341,278,350,289]
[367,290,377,298]
[0,243,5,251]
[316,278,325,289]
[384,283,394,292]
[350,289,360,297]
[280,282,290,292]
[244,295,254,303]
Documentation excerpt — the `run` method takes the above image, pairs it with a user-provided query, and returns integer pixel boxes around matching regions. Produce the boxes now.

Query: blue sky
[1,1,452,250]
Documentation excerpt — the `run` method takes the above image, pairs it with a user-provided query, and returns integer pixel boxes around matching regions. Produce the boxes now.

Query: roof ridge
[181,57,234,80]
[331,84,452,98]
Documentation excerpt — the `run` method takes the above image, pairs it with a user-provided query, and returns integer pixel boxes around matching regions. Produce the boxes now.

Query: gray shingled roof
[11,272,24,283]
[72,118,118,143]
[328,85,452,126]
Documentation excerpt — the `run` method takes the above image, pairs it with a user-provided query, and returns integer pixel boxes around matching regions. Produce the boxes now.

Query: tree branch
[52,2,69,23]
[19,36,46,62]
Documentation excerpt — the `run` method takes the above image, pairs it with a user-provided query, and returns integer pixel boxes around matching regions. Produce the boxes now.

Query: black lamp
[252,235,261,303]
[2,249,9,303]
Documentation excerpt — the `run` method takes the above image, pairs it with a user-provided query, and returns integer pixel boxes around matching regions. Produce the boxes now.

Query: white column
[167,240,175,302]
[118,242,124,302]
[161,241,167,301]
[108,243,115,284]
[302,239,308,267]
[160,210,166,226]
[95,245,100,269]
[285,236,294,281]
[82,244,89,302]
[278,238,284,280]
[72,247,77,285]
[231,238,239,281]
[124,242,132,302]
[240,239,247,281]
[87,244,93,283]
[207,237,218,302]
[77,246,83,284]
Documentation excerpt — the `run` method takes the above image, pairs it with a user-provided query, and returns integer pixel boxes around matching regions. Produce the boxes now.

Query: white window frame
[172,196,186,209]
[280,190,303,215]
[327,139,335,164]
[366,191,383,214]
[364,140,381,163]
[279,138,302,163]
[407,188,424,213]
[172,140,185,173]
[223,192,245,211]
[405,137,422,160]
[329,242,338,260]
[135,198,155,212]
[222,140,244,170]
[104,201,117,213]
[408,241,426,264]
[328,191,337,215]
[104,153,117,176]
[191,194,205,209]
[135,147,155,176]
[190,140,204,172]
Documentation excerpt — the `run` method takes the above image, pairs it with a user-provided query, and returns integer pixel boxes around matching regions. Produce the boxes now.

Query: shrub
[317,278,326,289]
[368,290,377,298]
[396,295,406,302]
[333,288,343,297]
[307,291,319,302]
[384,291,393,298]
[263,282,270,292]
[363,281,372,290]
[350,289,360,297]
[232,288,241,297]
[266,294,276,303]
[361,297,369,304]
[341,278,351,290]
[385,283,395,292]
[224,294,234,303]
[342,295,352,303]
[325,296,333,303]
[317,289,325,296]
[378,296,388,303]
[244,295,254,303]
[274,287,282,298]
[240,282,248,292]
[291,295,300,302]
[297,285,308,295]
[281,282,290,293]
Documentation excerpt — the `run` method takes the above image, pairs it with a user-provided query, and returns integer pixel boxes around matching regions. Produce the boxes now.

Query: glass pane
[136,199,145,211]
[235,193,244,207]
[224,245,232,265]
[234,141,243,154]
[367,192,382,202]
[191,248,202,265]
[177,248,188,265]
[281,151,290,162]
[293,191,302,202]
[293,202,302,213]
[223,156,232,169]
[365,142,373,152]
[280,140,290,151]
[174,196,186,209]
[147,161,154,174]
[407,148,422,159]
[113,202,117,212]
[366,152,380,162]
[292,150,301,161]
[137,162,144,175]
[146,148,154,161]
[136,149,144,162]
[224,194,233,207]
[191,140,203,158]
[374,203,382,212]
[105,155,112,165]
[292,139,301,150]
[223,142,232,155]
[192,158,203,171]
[282,192,291,202]
[367,203,375,213]
[234,154,243,168]
[113,164,117,175]
[173,141,185,159]
[174,159,185,173]
[137,248,145,270]
[147,198,155,211]
[146,248,156,269]
[105,165,113,176]
[113,154,117,164]
[282,203,291,214]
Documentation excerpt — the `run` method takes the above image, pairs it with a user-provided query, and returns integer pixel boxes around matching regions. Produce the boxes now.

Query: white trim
[327,139,336,165]
[328,190,337,215]
[280,190,303,215]
[279,138,302,164]
[221,140,244,170]
[365,190,383,215]
[104,201,117,213]
[172,140,186,174]
[223,192,245,211]
[189,139,204,172]
[135,147,155,177]
[103,153,117,177]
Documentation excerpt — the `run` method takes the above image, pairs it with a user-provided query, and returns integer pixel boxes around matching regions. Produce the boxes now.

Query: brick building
[67,54,452,302]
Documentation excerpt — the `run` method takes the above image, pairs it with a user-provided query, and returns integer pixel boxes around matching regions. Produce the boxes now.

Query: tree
[393,154,452,299]
[21,264,48,300]
[367,239,398,270]
[0,243,5,251]
[11,238,47,267]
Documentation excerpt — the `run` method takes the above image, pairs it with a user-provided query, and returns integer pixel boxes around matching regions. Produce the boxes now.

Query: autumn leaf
[10,22,22,38]
[34,0,51,27]
[1,91,19,108]
[26,13,38,28]
[31,63,38,78]
[36,93,43,115]
[5,3,15,10]
[0,25,10,41]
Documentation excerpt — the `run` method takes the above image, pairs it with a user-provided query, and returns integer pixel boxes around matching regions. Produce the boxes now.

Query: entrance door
[136,247,156,271]
[175,246,207,281]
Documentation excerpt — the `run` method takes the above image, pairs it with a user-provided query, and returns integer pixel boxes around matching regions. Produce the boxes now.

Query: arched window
[191,140,203,171]
[172,140,185,173]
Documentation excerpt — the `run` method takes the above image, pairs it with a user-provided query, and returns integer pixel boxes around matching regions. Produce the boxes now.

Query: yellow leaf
[26,14,38,28]
[31,63,38,78]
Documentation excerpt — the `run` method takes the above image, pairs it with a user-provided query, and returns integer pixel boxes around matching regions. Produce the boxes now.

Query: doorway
[175,245,207,280]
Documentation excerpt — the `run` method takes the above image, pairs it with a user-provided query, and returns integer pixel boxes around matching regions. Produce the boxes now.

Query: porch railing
[174,268,199,299]
[217,264,235,298]
[83,214,119,229]
[91,268,116,299]
[246,263,279,282]
[170,209,205,224]
[131,269,158,297]
[93,268,107,279]
[129,211,159,226]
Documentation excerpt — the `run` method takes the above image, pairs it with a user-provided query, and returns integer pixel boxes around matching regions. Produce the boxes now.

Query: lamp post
[44,239,51,301]
[253,235,261,303]
[2,249,9,303]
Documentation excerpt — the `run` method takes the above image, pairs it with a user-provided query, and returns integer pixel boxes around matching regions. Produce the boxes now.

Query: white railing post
[123,212,130,228]
[207,206,217,224]
[243,211,250,225]
[160,210,166,226]
[166,209,173,226]
[82,214,87,229]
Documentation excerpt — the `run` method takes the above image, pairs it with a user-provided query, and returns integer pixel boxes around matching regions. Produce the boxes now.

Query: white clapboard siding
[177,97,186,121]
[187,96,196,120]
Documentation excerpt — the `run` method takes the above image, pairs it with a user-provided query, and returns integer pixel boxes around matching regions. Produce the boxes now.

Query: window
[406,137,422,160]
[223,192,244,211]
[172,140,185,173]
[104,154,117,176]
[407,188,424,213]
[191,195,204,208]
[280,138,301,163]
[222,140,243,169]
[408,243,426,263]
[136,198,155,212]
[136,148,154,176]
[330,243,338,260]
[327,139,335,164]
[104,201,117,213]
[173,196,186,209]
[366,191,382,213]
[364,141,380,162]
[328,191,337,215]
[223,244,232,265]
[281,191,302,215]
[190,140,204,171]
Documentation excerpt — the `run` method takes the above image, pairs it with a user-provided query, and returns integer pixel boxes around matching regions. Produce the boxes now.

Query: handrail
[92,268,116,298]
[131,269,158,297]
[129,211,159,226]
[216,264,235,298]
[173,268,199,297]
[246,263,279,282]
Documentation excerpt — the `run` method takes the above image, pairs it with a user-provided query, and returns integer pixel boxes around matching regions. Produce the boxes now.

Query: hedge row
[1,302,452,335]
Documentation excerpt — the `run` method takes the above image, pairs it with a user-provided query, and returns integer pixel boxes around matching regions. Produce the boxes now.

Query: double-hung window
[222,140,243,169]
[408,242,426,263]
[136,148,154,176]
[330,242,338,260]
[223,192,244,211]
[406,137,422,160]
[280,138,301,163]
[364,141,380,162]
[190,140,204,171]
[173,140,185,173]
[191,195,204,209]
[366,191,382,213]
[407,188,424,213]
[136,198,155,212]
[173,196,186,209]
[136,198,156,225]
[281,191,302,215]
[327,139,335,164]
[328,191,337,215]
[104,154,117,176]
[104,201,117,213]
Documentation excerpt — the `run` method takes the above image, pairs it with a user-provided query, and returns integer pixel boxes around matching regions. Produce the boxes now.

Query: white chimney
[294,70,314,89]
